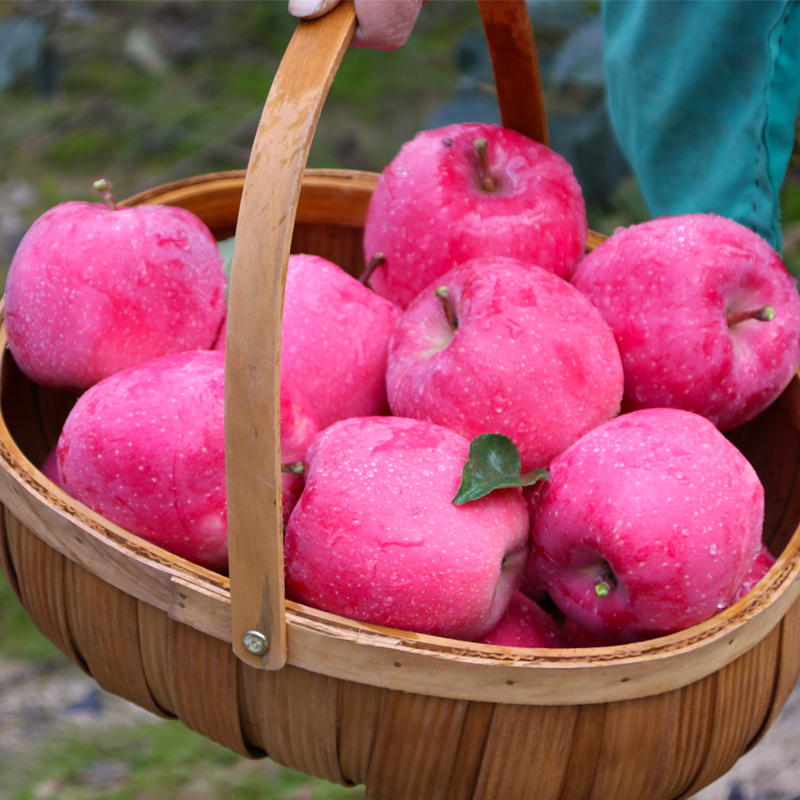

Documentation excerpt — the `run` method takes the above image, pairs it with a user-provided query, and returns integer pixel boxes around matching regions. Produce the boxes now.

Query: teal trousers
[603,0,800,249]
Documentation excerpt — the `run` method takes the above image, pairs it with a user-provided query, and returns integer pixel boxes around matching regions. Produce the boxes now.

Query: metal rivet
[506,680,514,686]
[243,630,269,656]
[393,662,402,668]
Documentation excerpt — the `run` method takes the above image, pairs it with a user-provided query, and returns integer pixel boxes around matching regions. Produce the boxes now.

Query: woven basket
[2,3,800,798]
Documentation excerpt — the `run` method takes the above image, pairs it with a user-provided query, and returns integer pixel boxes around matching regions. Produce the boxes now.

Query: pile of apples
[8,122,800,649]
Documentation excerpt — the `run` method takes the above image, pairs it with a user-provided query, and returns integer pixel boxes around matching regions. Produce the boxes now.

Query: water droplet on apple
[709,543,718,554]
[383,597,394,607]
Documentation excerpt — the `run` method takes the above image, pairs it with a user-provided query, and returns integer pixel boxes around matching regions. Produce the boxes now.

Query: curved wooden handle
[226,0,547,670]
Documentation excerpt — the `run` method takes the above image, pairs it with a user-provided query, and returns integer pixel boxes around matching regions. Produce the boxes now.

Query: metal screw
[243,630,269,656]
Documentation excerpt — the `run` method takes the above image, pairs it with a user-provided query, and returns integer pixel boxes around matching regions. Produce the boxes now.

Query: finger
[288,0,341,20]
[351,0,425,50]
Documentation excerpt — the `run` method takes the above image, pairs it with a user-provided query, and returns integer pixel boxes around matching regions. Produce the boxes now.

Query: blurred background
[2,2,800,798]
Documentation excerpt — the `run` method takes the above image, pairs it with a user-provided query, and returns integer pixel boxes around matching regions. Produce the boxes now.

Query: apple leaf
[453,433,549,505]
[217,236,236,301]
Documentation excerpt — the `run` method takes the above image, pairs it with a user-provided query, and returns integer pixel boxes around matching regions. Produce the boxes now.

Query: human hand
[288,0,425,50]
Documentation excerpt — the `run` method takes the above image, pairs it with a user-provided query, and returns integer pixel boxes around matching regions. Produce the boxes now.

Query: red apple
[532,408,764,644]
[55,352,319,573]
[387,257,624,471]
[474,591,568,648]
[570,213,800,430]
[730,544,776,604]
[363,122,587,309]
[280,254,400,430]
[284,416,530,640]
[5,200,226,391]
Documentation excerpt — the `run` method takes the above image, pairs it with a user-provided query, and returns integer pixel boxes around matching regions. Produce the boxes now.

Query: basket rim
[1,169,799,706]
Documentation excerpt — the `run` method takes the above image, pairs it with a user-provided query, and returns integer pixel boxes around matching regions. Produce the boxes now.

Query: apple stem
[594,564,618,598]
[474,139,496,192]
[93,178,117,211]
[281,462,304,475]
[435,286,458,331]
[727,305,776,326]
[359,252,386,289]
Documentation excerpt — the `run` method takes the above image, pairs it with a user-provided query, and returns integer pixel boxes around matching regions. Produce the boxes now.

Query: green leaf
[452,433,549,505]
[217,236,236,302]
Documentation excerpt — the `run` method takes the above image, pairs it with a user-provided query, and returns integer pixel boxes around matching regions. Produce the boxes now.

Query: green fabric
[603,0,800,249]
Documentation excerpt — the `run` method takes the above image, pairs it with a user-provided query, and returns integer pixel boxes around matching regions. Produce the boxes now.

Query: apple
[387,256,624,471]
[41,447,63,489]
[363,122,588,310]
[284,416,531,640]
[474,590,568,648]
[531,408,764,644]
[57,350,229,572]
[730,544,776,604]
[562,616,617,648]
[217,253,400,430]
[5,188,226,392]
[54,351,319,573]
[570,213,800,431]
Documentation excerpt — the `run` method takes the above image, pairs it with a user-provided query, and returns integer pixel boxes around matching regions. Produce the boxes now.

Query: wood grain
[478,0,548,145]
[225,1,356,671]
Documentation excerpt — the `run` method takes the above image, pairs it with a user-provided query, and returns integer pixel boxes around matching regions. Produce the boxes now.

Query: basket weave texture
[2,4,800,799]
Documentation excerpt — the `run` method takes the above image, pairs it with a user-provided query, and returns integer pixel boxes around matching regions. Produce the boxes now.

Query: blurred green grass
[1,714,365,800]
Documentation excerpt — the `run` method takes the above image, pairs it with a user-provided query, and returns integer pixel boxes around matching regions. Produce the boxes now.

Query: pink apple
[730,544,776,604]
[387,257,624,471]
[571,213,800,431]
[280,254,400,430]
[5,200,226,391]
[562,616,617,648]
[41,447,63,488]
[531,408,764,643]
[55,352,319,573]
[284,416,530,640]
[474,591,568,648]
[363,122,587,309]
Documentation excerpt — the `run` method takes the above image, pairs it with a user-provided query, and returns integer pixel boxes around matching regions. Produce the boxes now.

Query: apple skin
[363,123,588,310]
[570,213,800,431]
[5,202,226,391]
[474,591,568,648]
[284,416,530,640]
[57,351,229,572]
[531,408,764,644]
[730,544,776,605]
[387,257,624,471]
[41,447,63,489]
[54,352,319,573]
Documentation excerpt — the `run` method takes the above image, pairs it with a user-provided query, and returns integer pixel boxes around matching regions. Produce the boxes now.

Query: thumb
[288,0,341,19]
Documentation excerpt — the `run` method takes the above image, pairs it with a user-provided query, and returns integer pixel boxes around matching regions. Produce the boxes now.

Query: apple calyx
[726,305,776,326]
[281,462,304,475]
[93,178,117,211]
[594,564,618,597]
[359,252,386,288]
[473,139,496,192]
[435,286,459,331]
[453,433,549,505]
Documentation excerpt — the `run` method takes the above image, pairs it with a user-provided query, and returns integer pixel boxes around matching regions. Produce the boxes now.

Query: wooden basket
[2,3,800,798]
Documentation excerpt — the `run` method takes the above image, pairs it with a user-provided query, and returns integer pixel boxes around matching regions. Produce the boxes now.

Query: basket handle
[226,0,548,670]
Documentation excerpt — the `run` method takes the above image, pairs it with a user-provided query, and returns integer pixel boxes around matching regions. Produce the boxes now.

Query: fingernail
[288,0,325,17]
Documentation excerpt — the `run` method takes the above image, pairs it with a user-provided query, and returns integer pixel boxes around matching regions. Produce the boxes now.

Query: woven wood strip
[591,691,682,800]
[473,704,578,800]
[137,600,177,718]
[291,222,365,280]
[5,513,85,671]
[239,663,346,785]
[0,504,21,603]
[65,560,165,716]
[443,701,494,800]
[556,703,608,800]
[337,680,386,787]
[678,636,782,798]
[747,596,800,748]
[167,619,254,757]
[366,691,469,800]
